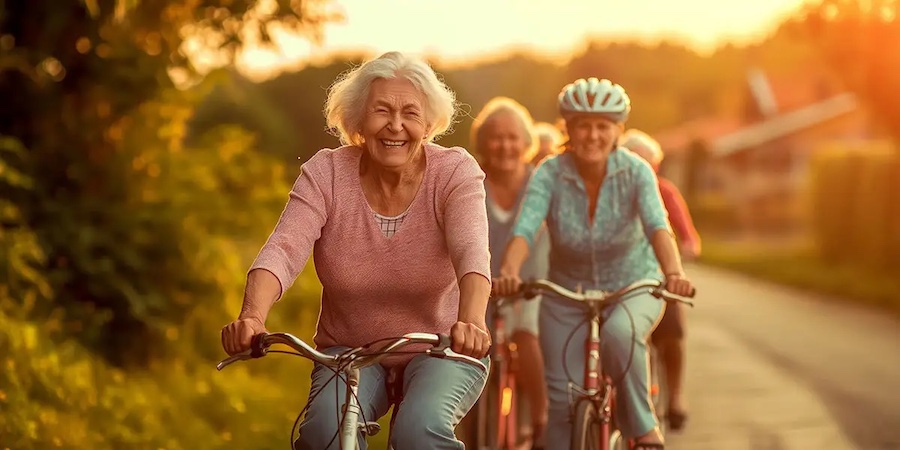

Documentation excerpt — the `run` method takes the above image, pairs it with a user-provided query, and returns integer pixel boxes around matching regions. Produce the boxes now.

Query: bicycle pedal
[361,421,381,436]
[359,422,381,436]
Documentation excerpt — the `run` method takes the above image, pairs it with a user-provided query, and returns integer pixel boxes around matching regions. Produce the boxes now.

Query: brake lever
[216,350,253,371]
[216,333,272,371]
[428,347,488,373]
[651,286,696,308]
[427,335,488,372]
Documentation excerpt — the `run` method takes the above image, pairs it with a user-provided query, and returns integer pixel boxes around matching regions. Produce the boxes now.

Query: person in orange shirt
[620,128,701,432]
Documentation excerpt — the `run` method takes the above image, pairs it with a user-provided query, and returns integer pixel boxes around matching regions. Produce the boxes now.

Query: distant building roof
[764,73,845,114]
[711,93,859,157]
[654,116,744,156]
[652,68,860,158]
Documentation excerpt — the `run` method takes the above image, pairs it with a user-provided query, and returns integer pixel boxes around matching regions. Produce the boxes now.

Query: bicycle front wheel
[570,399,604,450]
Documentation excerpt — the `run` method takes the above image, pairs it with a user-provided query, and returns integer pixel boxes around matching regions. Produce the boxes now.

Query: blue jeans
[294,347,488,450]
[540,291,664,448]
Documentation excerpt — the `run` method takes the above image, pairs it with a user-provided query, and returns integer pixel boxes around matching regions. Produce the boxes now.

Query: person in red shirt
[620,128,702,432]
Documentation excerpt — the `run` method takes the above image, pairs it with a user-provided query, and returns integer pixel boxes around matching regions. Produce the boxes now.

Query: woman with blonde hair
[470,96,550,447]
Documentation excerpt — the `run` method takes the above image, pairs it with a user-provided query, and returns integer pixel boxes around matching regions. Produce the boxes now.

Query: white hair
[534,121,564,146]
[470,96,536,166]
[324,51,459,146]
[620,128,664,166]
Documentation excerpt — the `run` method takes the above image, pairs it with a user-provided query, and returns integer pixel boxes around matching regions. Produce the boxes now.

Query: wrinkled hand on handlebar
[492,274,522,297]
[450,321,491,359]
[221,317,267,356]
[491,277,696,307]
[215,331,488,372]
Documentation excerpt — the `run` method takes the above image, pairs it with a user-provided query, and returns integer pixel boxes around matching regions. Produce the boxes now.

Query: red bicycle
[464,294,537,449]
[517,278,694,450]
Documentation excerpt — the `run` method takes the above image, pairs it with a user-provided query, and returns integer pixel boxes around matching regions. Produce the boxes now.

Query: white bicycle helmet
[558,77,631,123]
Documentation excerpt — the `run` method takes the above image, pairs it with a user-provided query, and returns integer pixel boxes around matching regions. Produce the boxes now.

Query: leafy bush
[809,141,898,270]
[0,269,325,450]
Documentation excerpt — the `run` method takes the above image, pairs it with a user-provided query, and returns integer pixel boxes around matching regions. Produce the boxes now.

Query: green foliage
[700,239,900,316]
[809,142,899,270]
[189,31,832,176]
[0,1,386,447]
[188,61,356,165]
[0,268,326,450]
[0,95,335,448]
[0,90,297,364]
[187,69,301,162]
[0,0,339,363]
[0,138,52,309]
[690,192,739,235]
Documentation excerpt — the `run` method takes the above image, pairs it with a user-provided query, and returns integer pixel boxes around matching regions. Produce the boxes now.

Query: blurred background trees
[1,1,343,448]
[1,0,897,448]
[788,0,900,139]
[0,0,339,363]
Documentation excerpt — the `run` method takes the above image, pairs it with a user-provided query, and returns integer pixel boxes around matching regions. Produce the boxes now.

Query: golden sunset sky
[230,0,811,79]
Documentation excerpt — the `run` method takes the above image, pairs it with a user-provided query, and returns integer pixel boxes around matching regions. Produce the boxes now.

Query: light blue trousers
[294,348,488,450]
[540,291,665,448]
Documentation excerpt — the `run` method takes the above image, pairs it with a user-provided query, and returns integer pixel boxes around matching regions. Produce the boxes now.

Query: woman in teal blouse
[493,78,696,450]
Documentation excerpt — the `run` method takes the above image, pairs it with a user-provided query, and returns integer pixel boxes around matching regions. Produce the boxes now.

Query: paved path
[667,264,900,450]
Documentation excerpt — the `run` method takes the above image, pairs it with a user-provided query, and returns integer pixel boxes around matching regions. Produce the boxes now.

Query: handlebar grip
[520,279,539,299]
[250,332,269,358]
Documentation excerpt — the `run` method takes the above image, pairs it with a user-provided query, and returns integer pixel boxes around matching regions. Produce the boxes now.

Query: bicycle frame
[581,297,616,447]
[470,296,522,450]
[520,278,694,450]
[217,332,487,450]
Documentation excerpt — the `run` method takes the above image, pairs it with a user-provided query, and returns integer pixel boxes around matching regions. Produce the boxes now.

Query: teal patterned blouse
[512,148,672,292]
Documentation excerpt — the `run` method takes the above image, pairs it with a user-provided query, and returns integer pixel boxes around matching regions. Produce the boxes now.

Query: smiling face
[360,77,430,169]
[566,115,623,165]
[482,112,529,175]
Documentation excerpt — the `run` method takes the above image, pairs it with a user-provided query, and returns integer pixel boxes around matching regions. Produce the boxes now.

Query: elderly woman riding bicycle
[221,51,492,450]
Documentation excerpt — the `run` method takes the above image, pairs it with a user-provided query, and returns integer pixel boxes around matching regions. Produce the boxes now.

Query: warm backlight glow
[501,386,513,416]
[234,0,809,80]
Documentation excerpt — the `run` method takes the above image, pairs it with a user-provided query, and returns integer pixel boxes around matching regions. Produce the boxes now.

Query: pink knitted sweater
[250,143,491,361]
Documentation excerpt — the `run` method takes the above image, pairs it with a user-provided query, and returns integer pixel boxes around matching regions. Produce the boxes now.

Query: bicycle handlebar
[520,278,695,307]
[216,332,488,373]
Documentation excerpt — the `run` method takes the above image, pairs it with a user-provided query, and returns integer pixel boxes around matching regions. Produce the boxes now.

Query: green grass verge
[699,239,900,316]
